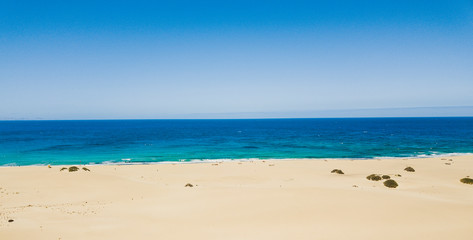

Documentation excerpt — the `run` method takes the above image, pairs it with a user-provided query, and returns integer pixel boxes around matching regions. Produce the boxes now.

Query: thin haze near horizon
[1,1,473,120]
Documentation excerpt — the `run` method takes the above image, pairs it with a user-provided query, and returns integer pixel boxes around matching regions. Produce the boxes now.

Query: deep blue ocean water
[1,118,472,166]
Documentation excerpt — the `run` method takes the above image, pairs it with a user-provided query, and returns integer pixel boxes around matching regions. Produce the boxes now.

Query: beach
[1,155,472,240]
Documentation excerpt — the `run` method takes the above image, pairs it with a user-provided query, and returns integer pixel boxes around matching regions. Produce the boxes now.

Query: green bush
[82,167,90,172]
[68,166,79,172]
[366,174,382,181]
[384,179,398,188]
[404,167,415,172]
[382,175,390,179]
[460,177,473,185]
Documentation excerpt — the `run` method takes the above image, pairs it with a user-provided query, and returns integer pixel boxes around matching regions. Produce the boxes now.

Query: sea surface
[1,118,473,166]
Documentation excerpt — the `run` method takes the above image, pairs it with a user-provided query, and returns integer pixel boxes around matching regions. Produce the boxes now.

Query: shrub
[82,167,90,172]
[382,175,390,179]
[60,167,67,171]
[384,179,398,188]
[460,177,473,185]
[185,183,193,187]
[366,174,382,181]
[68,166,79,172]
[331,169,344,174]
[404,167,415,172]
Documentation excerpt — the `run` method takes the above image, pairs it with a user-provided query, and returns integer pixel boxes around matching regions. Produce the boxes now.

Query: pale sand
[1,156,473,240]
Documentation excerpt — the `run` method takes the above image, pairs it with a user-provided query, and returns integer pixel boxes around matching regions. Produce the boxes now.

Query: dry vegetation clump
[382,175,390,179]
[185,183,194,187]
[68,166,79,172]
[60,167,67,171]
[366,174,382,181]
[82,167,90,171]
[404,166,415,172]
[331,169,344,174]
[383,179,398,188]
[460,177,473,185]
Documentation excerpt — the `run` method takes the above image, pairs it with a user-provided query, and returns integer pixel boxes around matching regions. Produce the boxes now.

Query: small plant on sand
[460,177,473,185]
[185,183,193,187]
[82,167,90,172]
[366,174,382,181]
[68,166,79,172]
[404,166,415,172]
[382,175,390,179]
[331,169,344,174]
[60,167,67,171]
[395,174,402,177]
[384,179,398,188]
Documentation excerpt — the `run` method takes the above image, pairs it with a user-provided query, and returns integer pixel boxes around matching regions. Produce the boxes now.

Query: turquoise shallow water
[1,118,473,166]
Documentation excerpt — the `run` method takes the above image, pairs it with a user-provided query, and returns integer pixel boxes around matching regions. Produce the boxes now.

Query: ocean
[1,118,472,166]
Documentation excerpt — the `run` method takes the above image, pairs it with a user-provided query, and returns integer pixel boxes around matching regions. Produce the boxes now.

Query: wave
[2,152,473,167]
[1,162,18,167]
[405,152,473,158]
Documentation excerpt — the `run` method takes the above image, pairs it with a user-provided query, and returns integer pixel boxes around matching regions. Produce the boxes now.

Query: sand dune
[1,156,472,240]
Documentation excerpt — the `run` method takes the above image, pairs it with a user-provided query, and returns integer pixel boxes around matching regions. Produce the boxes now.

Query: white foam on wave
[99,160,145,165]
[2,162,18,167]
[30,163,48,167]
[2,152,473,167]
[373,152,473,160]
[414,152,473,158]
[50,153,473,166]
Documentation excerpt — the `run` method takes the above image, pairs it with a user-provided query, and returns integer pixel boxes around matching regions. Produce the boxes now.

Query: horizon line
[2,116,473,121]
[2,106,473,121]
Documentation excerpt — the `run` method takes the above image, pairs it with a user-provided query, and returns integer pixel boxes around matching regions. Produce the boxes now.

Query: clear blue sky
[1,0,472,119]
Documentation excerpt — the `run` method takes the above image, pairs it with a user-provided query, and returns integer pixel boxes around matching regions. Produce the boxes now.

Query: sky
[1,0,473,119]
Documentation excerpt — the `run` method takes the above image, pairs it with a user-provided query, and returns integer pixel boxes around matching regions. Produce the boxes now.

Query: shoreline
[1,152,473,168]
[1,155,472,239]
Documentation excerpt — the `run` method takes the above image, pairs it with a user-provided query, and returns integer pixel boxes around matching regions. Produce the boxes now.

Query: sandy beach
[1,155,472,240]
